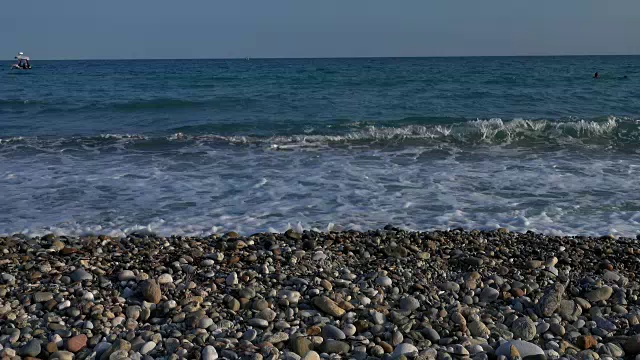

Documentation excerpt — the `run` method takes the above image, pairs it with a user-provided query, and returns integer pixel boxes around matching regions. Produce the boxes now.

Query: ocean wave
[176,116,638,148]
[0,136,25,144]
[1,117,639,152]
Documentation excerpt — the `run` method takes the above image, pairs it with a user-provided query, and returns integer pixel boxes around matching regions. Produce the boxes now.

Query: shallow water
[1,57,639,236]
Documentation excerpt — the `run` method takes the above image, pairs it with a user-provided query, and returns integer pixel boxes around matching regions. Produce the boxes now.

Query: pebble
[118,270,135,281]
[496,340,545,358]
[140,279,161,304]
[391,343,419,358]
[372,311,385,325]
[199,317,214,328]
[392,331,403,346]
[290,337,311,356]
[158,273,173,284]
[322,340,350,354]
[603,270,620,282]
[226,272,238,286]
[202,345,219,360]
[536,322,550,334]
[140,341,157,355]
[33,291,54,302]
[512,317,536,341]
[343,323,357,337]
[312,296,345,317]
[376,276,393,287]
[479,287,499,302]
[279,290,302,303]
[20,339,41,357]
[606,343,624,358]
[399,296,420,311]
[558,299,582,321]
[302,351,320,360]
[52,351,74,360]
[442,281,460,292]
[585,286,613,302]
[70,268,93,282]
[248,318,269,328]
[423,328,440,342]
[67,334,88,352]
[537,282,565,317]
[527,260,543,269]
[322,324,346,340]
[469,321,491,338]
[549,323,565,336]
[267,332,290,344]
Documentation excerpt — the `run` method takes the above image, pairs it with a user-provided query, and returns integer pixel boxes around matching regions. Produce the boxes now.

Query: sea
[1,56,640,237]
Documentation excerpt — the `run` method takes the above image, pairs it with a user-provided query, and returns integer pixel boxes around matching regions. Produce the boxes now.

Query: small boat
[11,52,32,70]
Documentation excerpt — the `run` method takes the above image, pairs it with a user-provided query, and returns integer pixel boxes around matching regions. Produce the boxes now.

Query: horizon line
[7,53,640,61]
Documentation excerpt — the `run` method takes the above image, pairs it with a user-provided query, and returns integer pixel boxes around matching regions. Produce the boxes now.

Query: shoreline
[3,224,639,244]
[1,228,640,359]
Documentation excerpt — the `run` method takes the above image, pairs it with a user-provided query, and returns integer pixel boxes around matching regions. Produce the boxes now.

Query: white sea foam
[1,117,637,154]
[1,135,639,238]
[165,116,632,148]
[1,117,639,238]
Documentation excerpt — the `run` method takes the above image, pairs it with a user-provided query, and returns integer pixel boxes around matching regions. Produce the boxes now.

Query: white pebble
[226,272,238,286]
[158,273,174,284]
[202,345,218,360]
[57,300,71,310]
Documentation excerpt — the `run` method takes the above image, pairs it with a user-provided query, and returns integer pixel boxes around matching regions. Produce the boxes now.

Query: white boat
[11,52,32,70]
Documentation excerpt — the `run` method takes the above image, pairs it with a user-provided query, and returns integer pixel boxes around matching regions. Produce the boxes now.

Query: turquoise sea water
[1,56,639,236]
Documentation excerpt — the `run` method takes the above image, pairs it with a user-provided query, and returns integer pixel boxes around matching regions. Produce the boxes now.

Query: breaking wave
[1,117,639,152]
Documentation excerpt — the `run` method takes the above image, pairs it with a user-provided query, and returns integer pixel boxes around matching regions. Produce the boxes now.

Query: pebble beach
[1,227,640,360]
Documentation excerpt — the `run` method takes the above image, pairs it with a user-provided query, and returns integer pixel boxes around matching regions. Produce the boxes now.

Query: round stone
[118,270,135,281]
[140,341,156,355]
[496,340,545,358]
[399,296,420,311]
[158,273,173,284]
[322,325,346,340]
[20,339,42,357]
[67,334,87,353]
[376,276,392,287]
[479,287,500,303]
[512,317,536,341]
[70,268,93,282]
[243,329,258,341]
[202,345,218,360]
[423,328,440,342]
[343,324,356,337]
[585,287,613,302]
[392,343,419,358]
[469,321,491,338]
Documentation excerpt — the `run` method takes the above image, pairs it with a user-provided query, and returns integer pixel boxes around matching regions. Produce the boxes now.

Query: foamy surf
[1,117,637,153]
[1,124,639,238]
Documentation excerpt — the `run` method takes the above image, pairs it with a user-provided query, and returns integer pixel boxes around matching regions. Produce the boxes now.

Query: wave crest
[1,117,638,152]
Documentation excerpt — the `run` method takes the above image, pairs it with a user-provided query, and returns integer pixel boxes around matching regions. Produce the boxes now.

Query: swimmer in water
[594,72,599,79]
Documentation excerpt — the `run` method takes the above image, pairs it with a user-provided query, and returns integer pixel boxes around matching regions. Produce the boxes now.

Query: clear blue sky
[2,0,639,59]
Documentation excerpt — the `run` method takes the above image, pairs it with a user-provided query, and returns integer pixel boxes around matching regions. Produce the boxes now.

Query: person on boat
[14,52,31,69]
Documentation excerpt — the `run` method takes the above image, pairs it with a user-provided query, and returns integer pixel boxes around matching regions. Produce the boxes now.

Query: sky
[2,0,640,59]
